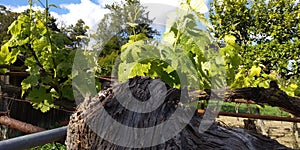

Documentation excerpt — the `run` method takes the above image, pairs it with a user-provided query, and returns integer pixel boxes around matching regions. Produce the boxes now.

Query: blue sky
[0,0,114,29]
[0,0,102,14]
[0,0,211,31]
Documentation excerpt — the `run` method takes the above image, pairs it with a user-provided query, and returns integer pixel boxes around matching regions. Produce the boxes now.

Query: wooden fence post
[292,121,299,149]
[0,86,8,140]
[255,106,267,135]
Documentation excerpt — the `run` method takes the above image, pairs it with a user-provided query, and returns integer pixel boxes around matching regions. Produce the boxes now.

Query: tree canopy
[93,0,159,54]
[209,0,300,80]
[0,5,19,46]
[61,19,88,49]
[92,0,159,76]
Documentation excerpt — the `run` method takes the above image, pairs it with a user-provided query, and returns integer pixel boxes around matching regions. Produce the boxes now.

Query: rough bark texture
[66,76,290,149]
[226,87,300,116]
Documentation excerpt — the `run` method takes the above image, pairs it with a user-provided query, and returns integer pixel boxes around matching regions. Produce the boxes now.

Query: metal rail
[0,126,67,150]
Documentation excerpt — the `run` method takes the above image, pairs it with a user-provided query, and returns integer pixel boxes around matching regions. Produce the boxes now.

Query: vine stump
[66,76,290,149]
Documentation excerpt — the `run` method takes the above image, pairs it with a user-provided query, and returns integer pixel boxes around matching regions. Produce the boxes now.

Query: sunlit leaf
[190,0,208,14]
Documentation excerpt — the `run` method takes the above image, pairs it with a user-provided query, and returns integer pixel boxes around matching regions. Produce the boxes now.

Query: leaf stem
[173,24,181,51]
[26,44,46,73]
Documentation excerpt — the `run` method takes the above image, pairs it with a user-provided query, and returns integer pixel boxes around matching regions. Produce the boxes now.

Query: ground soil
[216,116,300,149]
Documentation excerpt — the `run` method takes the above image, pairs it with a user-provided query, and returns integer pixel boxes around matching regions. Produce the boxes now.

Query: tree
[93,0,159,77]
[0,5,19,46]
[62,19,88,49]
[93,0,158,53]
[209,0,300,79]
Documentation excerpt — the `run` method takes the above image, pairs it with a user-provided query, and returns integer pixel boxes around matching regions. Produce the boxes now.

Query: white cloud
[71,0,181,32]
[58,0,109,31]
[141,0,180,7]
[57,0,180,31]
[143,3,177,26]
[140,0,210,31]
[5,0,108,32]
[97,0,180,27]
[5,0,210,33]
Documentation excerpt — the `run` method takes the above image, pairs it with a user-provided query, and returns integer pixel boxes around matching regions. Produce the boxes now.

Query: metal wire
[0,95,75,113]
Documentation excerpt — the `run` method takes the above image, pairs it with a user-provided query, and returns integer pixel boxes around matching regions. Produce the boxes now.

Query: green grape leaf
[61,87,74,100]
[162,32,176,47]
[28,87,52,103]
[32,100,56,113]
[258,80,269,88]
[57,61,72,77]
[21,74,40,96]
[0,45,10,64]
[224,35,236,45]
[289,84,298,91]
[5,48,20,64]
[243,77,251,87]
[164,65,175,74]
[39,105,51,113]
[131,46,142,60]
[249,65,261,78]
[8,19,22,36]
[118,62,135,82]
[129,63,151,77]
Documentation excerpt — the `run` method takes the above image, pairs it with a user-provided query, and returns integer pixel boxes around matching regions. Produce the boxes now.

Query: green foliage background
[209,0,300,80]
[0,3,75,112]
[0,0,299,112]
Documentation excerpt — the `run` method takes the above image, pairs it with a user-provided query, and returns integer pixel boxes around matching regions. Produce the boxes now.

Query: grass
[220,102,291,117]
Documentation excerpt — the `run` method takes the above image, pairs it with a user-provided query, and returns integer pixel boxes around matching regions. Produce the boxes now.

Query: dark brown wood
[243,119,257,131]
[5,72,28,77]
[0,81,21,98]
[0,65,26,71]
[96,76,117,82]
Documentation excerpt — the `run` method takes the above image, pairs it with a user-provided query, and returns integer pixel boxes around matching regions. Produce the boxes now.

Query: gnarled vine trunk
[66,76,290,149]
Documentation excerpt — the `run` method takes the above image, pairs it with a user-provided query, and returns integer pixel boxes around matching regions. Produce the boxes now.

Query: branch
[194,87,300,117]
[0,116,45,133]
[226,87,300,116]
